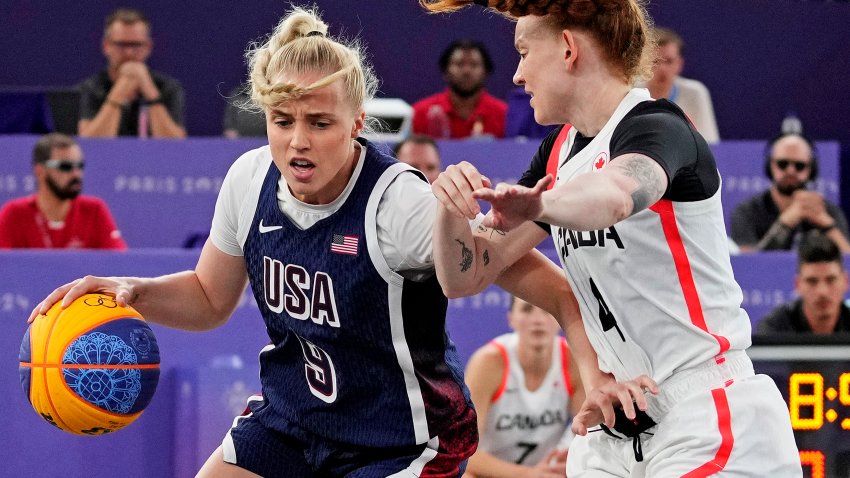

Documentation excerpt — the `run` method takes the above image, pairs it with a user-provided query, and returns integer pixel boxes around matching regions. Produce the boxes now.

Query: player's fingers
[442,165,480,218]
[60,276,113,308]
[114,287,135,308]
[30,279,81,319]
[472,187,497,203]
[635,374,659,395]
[456,161,487,191]
[571,418,587,436]
[618,391,637,420]
[432,183,468,219]
[434,173,476,219]
[532,174,554,194]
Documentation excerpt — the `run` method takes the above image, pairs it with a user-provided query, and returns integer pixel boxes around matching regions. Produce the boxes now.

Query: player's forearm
[129,271,242,331]
[433,206,492,298]
[538,172,632,231]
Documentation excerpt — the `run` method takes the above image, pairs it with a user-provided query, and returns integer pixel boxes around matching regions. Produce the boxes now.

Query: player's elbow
[439,278,487,299]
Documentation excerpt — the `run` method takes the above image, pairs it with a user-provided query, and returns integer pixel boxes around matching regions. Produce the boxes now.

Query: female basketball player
[28,6,604,478]
[464,296,583,478]
[422,0,802,476]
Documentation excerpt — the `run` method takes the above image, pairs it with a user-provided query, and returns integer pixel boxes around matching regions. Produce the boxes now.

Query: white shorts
[566,352,802,477]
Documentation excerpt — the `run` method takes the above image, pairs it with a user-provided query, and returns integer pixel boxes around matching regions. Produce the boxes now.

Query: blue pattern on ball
[63,332,142,414]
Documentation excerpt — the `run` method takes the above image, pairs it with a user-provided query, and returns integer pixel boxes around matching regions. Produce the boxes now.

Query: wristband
[144,96,165,106]
[105,99,127,110]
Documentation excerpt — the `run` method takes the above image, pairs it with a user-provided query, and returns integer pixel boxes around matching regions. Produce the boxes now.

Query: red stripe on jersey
[682,388,734,477]
[546,125,573,190]
[649,200,731,354]
[489,340,511,403]
[559,337,574,396]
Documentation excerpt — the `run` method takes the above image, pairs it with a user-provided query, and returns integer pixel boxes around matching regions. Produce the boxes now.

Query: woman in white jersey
[465,296,583,478]
[422,0,802,476]
[28,5,602,478]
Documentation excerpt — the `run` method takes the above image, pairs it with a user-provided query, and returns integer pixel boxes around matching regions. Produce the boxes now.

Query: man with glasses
[0,133,127,249]
[77,8,186,138]
[731,132,850,252]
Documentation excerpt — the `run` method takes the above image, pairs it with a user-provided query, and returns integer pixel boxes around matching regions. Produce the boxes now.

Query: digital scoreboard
[750,339,850,478]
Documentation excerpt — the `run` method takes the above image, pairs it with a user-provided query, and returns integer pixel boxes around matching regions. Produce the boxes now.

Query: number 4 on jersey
[590,277,625,342]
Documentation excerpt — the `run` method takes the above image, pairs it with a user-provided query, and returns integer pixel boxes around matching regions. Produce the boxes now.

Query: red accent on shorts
[559,337,574,396]
[649,200,731,354]
[546,125,573,190]
[682,388,734,477]
[420,405,478,478]
[489,340,510,403]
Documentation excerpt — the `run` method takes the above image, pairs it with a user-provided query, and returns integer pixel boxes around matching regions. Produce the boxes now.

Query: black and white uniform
[520,88,801,477]
[479,333,574,465]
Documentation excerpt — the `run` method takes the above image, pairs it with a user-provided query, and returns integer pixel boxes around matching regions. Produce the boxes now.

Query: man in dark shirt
[731,133,850,252]
[757,233,850,335]
[78,8,186,138]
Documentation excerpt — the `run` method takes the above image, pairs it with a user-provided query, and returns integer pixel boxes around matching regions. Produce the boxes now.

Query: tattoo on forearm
[489,228,506,239]
[621,155,665,215]
[483,250,490,265]
[456,239,473,272]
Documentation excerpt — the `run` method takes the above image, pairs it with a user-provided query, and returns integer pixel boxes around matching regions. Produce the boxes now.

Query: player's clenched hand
[571,374,658,436]
[27,276,137,324]
[432,161,491,220]
[475,175,553,232]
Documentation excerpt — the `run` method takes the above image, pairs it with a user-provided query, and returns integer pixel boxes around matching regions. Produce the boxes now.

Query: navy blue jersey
[242,141,473,447]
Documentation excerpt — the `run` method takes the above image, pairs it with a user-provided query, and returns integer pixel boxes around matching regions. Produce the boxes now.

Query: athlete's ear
[352,111,365,139]
[562,29,577,72]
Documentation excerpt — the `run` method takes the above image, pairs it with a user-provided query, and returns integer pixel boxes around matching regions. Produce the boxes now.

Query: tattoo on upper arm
[489,228,506,239]
[620,155,666,215]
[456,239,473,272]
[483,250,490,265]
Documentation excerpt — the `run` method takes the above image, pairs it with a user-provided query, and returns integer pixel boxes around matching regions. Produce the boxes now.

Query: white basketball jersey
[479,333,573,465]
[550,88,752,385]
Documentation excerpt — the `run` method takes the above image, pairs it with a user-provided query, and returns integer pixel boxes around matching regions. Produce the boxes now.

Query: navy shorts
[221,398,477,477]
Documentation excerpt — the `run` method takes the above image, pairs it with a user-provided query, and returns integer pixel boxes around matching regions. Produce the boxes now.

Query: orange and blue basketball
[18,293,160,435]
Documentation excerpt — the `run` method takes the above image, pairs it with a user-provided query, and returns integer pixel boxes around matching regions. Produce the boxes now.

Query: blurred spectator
[78,8,186,138]
[223,84,266,138]
[731,132,850,253]
[463,296,583,477]
[0,133,127,249]
[756,233,850,335]
[504,87,558,139]
[393,134,441,183]
[643,27,719,144]
[411,40,506,139]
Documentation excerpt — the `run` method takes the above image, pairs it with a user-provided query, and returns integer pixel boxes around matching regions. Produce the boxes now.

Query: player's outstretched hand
[571,374,659,436]
[475,174,553,232]
[432,161,491,220]
[27,275,136,324]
